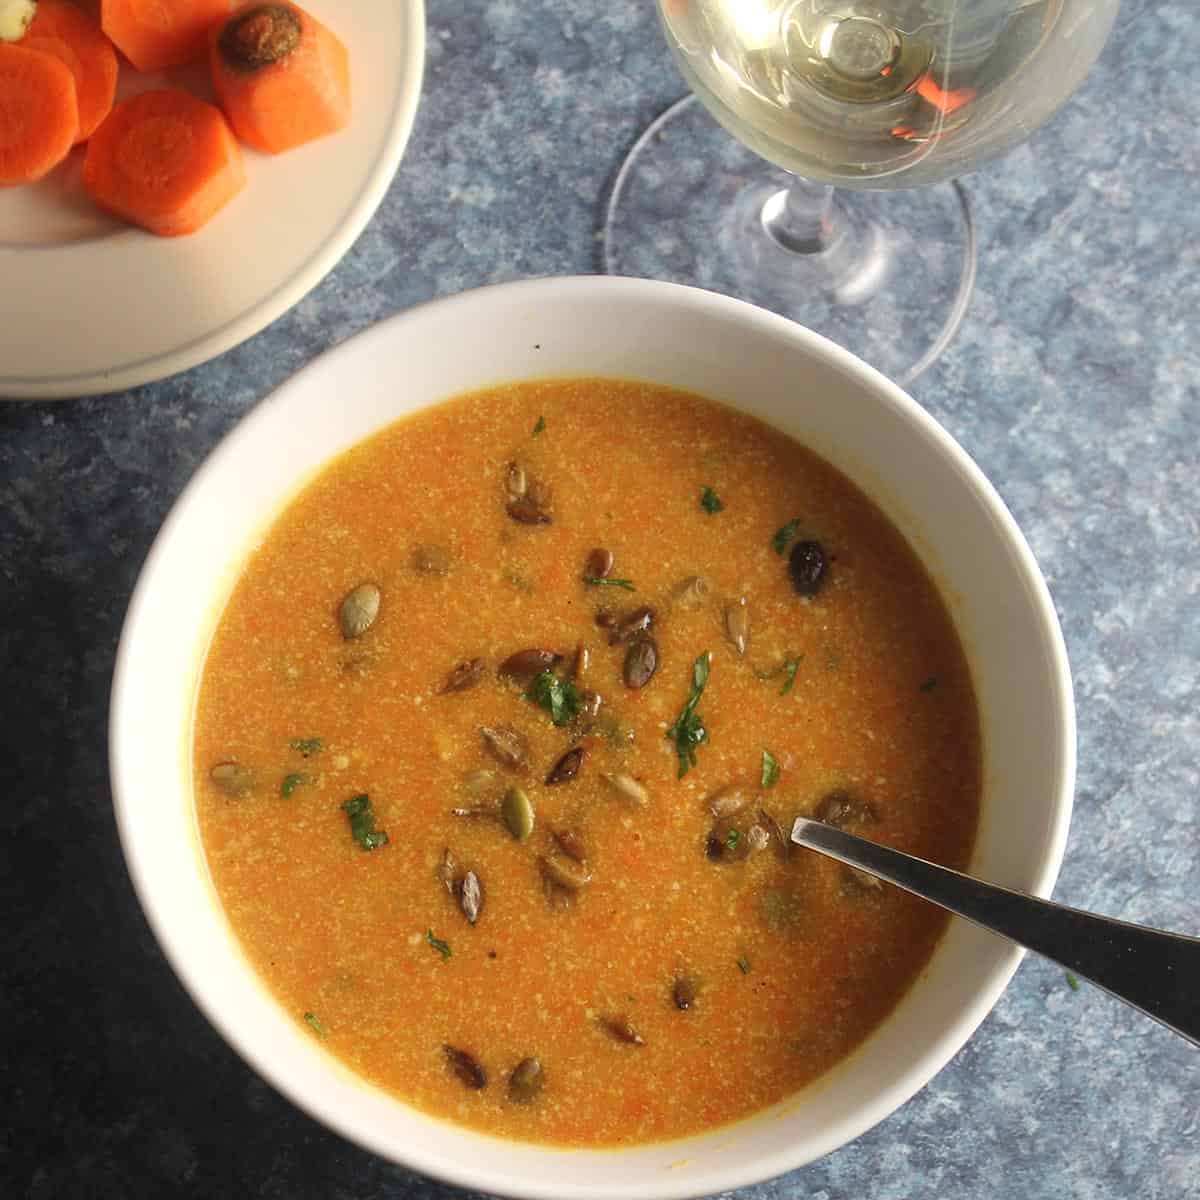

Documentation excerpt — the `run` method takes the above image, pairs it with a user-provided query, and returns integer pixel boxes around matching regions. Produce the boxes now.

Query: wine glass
[603,0,1118,383]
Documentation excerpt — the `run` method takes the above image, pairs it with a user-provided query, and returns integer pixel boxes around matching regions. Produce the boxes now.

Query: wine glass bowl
[660,0,1117,188]
[605,0,1118,382]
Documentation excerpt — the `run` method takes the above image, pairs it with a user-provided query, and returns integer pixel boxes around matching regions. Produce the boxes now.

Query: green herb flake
[532,415,546,436]
[772,517,803,555]
[700,486,725,515]
[761,750,780,789]
[526,670,584,727]
[665,651,712,778]
[290,737,323,757]
[780,657,801,696]
[303,1012,326,1038]
[281,772,311,798]
[582,576,636,591]
[736,956,751,975]
[427,929,452,961]
[1065,970,1080,992]
[919,676,938,693]
[340,793,388,850]
[725,828,741,850]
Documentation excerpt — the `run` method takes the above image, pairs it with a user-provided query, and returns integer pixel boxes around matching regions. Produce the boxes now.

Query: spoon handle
[790,817,1200,1048]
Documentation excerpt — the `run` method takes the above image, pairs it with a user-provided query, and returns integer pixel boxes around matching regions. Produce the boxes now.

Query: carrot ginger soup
[193,378,981,1146]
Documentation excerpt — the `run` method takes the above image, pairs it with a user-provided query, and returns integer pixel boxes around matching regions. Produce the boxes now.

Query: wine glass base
[602,95,976,386]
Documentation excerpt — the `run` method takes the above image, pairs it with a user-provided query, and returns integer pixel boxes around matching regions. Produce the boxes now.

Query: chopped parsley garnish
[699,486,725,514]
[427,929,451,960]
[772,517,803,554]
[665,651,711,778]
[582,576,636,591]
[755,656,802,695]
[281,772,311,798]
[1065,970,1080,992]
[919,676,938,693]
[736,956,751,975]
[725,828,741,850]
[779,657,801,695]
[341,793,388,850]
[290,737,323,757]
[526,670,584,727]
[303,1012,326,1038]
[532,415,546,436]
[761,750,780,789]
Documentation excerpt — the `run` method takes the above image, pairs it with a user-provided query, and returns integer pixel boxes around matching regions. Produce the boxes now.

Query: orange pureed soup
[193,378,981,1146]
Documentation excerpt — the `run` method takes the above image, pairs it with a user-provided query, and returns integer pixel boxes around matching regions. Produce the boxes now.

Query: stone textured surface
[2,1,1198,1197]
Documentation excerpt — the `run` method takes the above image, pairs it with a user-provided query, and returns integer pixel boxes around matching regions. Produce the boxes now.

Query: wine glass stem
[760,176,837,255]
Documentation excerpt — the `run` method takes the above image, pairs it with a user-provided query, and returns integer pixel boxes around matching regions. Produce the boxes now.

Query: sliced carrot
[210,2,349,155]
[101,0,231,72]
[22,0,119,142]
[82,87,246,236]
[0,43,79,186]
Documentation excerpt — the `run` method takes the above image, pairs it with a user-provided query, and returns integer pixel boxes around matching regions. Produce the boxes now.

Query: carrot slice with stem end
[0,43,79,186]
[82,87,246,236]
[210,1,349,155]
[22,0,118,142]
[101,0,231,72]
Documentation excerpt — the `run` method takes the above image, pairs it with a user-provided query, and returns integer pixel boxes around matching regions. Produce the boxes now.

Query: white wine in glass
[604,0,1118,382]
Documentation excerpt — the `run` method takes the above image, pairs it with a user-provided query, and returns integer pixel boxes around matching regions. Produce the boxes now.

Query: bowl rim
[109,275,1076,1198]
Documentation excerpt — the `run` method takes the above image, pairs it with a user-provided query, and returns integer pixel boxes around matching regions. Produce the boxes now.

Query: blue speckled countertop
[2,1,1197,1197]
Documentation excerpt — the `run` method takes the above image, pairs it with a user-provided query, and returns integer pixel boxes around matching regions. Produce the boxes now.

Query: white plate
[0,0,425,400]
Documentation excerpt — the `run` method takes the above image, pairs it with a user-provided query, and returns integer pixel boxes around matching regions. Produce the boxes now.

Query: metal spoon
[790,817,1200,1047]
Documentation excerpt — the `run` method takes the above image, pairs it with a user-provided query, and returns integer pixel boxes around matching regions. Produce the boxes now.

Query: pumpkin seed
[412,544,452,575]
[623,638,657,689]
[499,648,561,683]
[569,642,590,681]
[758,809,791,861]
[435,847,458,895]
[338,582,380,640]
[706,784,749,819]
[508,1056,545,1103]
[706,816,750,863]
[541,872,573,911]
[210,761,254,796]
[598,1014,645,1046]
[441,658,486,693]
[443,1045,487,1089]
[745,824,770,852]
[669,574,711,608]
[672,975,698,1011]
[608,605,655,645]
[814,790,878,829]
[585,548,614,580]
[551,826,587,862]
[506,461,528,500]
[724,596,750,656]
[539,854,592,892]
[501,786,535,842]
[459,869,484,924]
[789,539,828,596]
[545,745,584,785]
[506,495,553,525]
[479,724,529,770]
[600,772,648,808]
